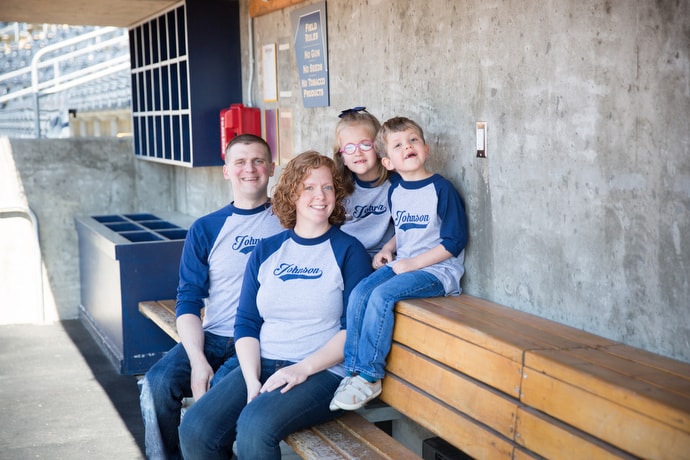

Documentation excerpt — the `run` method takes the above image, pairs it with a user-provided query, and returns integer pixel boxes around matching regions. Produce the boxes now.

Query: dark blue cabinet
[75,213,188,374]
[129,0,242,167]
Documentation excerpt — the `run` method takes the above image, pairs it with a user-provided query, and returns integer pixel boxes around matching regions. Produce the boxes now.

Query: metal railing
[0,26,130,138]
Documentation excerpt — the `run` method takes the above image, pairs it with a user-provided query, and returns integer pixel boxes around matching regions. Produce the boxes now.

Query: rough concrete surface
[0,320,144,459]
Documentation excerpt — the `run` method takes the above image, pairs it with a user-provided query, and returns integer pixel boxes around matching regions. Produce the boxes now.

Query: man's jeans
[139,331,235,460]
[344,265,445,379]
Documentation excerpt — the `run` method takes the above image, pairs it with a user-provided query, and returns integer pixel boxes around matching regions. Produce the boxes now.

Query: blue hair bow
[338,106,367,118]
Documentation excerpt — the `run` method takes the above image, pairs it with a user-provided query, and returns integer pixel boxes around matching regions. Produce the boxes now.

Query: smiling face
[338,124,380,182]
[223,141,275,208]
[294,165,336,235]
[381,127,430,180]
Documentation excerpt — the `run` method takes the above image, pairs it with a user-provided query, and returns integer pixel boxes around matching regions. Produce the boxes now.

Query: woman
[179,151,372,460]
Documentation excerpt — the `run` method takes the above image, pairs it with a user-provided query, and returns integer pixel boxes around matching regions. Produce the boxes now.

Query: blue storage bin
[75,213,188,374]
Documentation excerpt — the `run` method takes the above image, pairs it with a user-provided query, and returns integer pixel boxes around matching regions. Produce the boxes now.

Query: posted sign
[291,1,329,108]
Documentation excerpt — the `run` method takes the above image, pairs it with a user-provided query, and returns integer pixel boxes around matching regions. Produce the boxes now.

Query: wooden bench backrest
[385,295,690,460]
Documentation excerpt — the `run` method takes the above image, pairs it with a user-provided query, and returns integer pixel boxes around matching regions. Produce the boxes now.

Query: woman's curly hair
[272,151,347,229]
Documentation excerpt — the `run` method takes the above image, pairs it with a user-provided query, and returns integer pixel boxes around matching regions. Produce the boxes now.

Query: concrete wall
[0,138,175,321]
[228,0,689,362]
[1,0,688,366]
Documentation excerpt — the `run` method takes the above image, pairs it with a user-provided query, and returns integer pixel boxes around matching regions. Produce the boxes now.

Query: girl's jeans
[344,265,445,379]
[179,359,342,460]
[139,331,235,460]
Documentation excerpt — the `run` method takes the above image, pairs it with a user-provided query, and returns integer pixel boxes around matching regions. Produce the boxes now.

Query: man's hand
[190,361,214,401]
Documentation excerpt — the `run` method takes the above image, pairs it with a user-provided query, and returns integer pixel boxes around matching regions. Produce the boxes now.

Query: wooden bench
[140,296,690,459]
[138,300,416,459]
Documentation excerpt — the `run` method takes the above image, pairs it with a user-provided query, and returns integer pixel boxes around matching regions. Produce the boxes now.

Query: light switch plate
[476,121,487,158]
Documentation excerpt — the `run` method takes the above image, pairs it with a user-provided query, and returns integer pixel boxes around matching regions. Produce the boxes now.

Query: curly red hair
[272,151,347,229]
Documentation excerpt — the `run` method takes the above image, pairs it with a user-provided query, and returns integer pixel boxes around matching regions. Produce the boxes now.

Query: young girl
[179,151,372,460]
[334,107,398,260]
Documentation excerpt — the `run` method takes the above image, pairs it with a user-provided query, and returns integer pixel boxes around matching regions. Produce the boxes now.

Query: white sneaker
[329,375,382,411]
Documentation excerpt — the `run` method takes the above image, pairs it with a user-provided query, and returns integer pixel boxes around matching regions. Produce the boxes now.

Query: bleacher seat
[0,21,131,138]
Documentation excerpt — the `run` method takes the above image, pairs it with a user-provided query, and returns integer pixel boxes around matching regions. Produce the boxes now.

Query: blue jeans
[344,265,445,379]
[139,331,235,460]
[179,359,343,460]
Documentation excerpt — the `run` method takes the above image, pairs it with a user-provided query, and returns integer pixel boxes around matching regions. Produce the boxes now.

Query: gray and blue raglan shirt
[389,173,468,295]
[175,202,283,337]
[234,226,372,377]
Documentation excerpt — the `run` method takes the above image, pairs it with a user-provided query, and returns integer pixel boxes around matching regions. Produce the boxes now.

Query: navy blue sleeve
[332,231,373,329]
[436,178,468,257]
[176,217,222,317]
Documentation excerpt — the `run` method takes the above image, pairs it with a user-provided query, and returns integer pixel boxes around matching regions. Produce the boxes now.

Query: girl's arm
[372,235,396,269]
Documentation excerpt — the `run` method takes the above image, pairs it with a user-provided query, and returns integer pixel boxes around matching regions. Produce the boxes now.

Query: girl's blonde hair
[272,151,347,229]
[333,109,389,195]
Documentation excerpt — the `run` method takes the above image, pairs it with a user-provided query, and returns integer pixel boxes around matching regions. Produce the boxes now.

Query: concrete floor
[0,319,408,459]
[0,320,145,459]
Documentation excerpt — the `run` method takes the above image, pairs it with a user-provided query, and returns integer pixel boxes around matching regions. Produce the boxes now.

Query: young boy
[139,134,284,459]
[330,116,468,411]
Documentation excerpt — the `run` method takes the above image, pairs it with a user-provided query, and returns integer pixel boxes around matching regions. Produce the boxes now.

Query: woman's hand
[260,363,308,394]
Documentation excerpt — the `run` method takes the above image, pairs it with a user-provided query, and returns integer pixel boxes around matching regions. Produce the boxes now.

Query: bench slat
[381,375,516,459]
[285,412,417,460]
[604,344,690,380]
[387,343,518,439]
[401,296,614,354]
[283,429,346,460]
[515,406,636,460]
[392,313,523,397]
[525,347,690,433]
[433,295,616,349]
[521,366,690,459]
[139,300,179,342]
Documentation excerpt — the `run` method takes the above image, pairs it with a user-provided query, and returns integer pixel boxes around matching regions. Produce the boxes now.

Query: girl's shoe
[329,375,381,411]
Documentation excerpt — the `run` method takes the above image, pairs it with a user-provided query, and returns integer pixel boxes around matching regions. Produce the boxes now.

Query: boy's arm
[391,178,465,274]
[392,243,452,274]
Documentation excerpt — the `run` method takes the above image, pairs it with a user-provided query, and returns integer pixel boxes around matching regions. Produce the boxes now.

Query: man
[139,134,283,459]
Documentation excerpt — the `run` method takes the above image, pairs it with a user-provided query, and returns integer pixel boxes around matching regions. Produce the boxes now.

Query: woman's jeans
[344,265,445,379]
[139,331,235,460]
[179,359,342,460]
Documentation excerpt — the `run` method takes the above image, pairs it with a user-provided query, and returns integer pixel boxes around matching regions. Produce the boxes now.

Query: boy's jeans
[344,265,445,380]
[139,331,235,460]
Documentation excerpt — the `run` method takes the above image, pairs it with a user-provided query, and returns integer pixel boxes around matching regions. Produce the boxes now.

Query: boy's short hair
[225,134,272,163]
[374,117,426,157]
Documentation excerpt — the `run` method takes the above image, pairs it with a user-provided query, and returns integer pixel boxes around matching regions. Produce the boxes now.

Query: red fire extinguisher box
[220,104,261,159]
